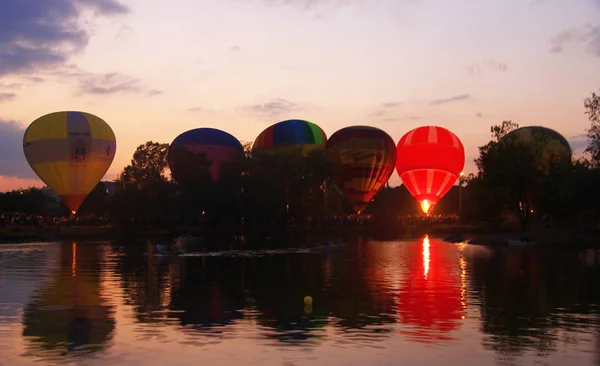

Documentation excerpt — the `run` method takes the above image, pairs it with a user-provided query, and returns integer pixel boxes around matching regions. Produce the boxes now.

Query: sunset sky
[1,0,599,191]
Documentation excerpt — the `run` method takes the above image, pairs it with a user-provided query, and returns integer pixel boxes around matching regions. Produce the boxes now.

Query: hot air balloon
[395,126,465,215]
[167,128,244,184]
[252,119,327,156]
[326,126,397,214]
[22,111,116,214]
[501,126,571,174]
[500,126,571,210]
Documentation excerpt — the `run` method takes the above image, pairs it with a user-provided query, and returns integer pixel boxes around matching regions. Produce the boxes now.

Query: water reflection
[471,247,600,359]
[21,242,116,359]
[397,236,466,343]
[1,238,600,365]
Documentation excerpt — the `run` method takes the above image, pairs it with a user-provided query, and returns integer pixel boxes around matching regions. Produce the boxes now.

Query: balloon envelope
[326,126,396,213]
[168,128,244,184]
[395,126,464,214]
[22,111,116,213]
[501,126,571,173]
[252,119,327,156]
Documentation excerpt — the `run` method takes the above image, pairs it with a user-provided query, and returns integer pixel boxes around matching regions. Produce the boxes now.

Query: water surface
[1,237,600,365]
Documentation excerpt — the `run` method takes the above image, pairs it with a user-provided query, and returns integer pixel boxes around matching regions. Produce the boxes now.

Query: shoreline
[1,224,598,248]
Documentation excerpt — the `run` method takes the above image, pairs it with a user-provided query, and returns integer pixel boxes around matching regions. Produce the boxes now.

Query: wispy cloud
[63,70,163,97]
[430,94,471,105]
[0,82,22,89]
[383,116,420,122]
[258,0,417,11]
[242,98,301,118]
[569,133,589,151]
[230,45,242,51]
[145,89,163,97]
[476,112,483,118]
[78,0,129,15]
[188,106,217,114]
[371,101,402,117]
[24,76,44,83]
[550,23,600,57]
[259,0,345,10]
[0,0,129,76]
[115,25,133,39]
[0,93,17,102]
[466,60,508,76]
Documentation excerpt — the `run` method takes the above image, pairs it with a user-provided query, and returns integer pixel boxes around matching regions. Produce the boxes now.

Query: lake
[1,236,600,365]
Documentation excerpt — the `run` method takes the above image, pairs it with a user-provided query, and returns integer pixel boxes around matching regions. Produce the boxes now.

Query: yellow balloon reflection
[22,242,115,358]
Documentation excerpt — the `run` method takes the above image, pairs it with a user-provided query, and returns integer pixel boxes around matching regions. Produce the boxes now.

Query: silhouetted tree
[0,187,54,215]
[119,141,170,183]
[584,89,600,166]
[112,141,173,223]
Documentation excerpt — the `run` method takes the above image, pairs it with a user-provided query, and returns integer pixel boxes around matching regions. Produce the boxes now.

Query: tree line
[2,90,600,234]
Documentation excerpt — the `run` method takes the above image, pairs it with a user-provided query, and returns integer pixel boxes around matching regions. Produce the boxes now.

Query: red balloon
[395,126,465,214]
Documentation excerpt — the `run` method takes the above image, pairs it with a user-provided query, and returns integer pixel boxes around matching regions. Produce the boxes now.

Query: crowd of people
[0,211,462,233]
[0,213,111,229]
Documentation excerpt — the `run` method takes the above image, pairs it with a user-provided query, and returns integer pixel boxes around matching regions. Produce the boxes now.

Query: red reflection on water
[397,236,465,343]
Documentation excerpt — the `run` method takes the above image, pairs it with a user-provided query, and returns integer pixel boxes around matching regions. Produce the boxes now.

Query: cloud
[476,112,483,118]
[230,45,242,51]
[0,82,22,89]
[466,60,508,76]
[0,0,128,76]
[24,76,45,83]
[145,89,163,97]
[74,71,162,97]
[371,101,402,117]
[77,0,129,15]
[0,93,16,102]
[380,115,419,123]
[568,133,589,151]
[32,65,162,98]
[242,98,301,117]
[258,0,415,11]
[259,0,343,10]
[550,23,600,57]
[115,25,133,39]
[0,120,37,180]
[187,106,217,114]
[430,94,471,105]
[0,77,45,101]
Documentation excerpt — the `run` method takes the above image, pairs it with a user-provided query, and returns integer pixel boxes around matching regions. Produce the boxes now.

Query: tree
[242,150,332,230]
[118,142,170,183]
[584,90,600,165]
[113,142,173,223]
[474,120,520,173]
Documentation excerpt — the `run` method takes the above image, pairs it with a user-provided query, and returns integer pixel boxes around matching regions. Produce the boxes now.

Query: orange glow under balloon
[420,200,431,214]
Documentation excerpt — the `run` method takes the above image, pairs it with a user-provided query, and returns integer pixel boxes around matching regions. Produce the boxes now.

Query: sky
[0,0,599,191]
